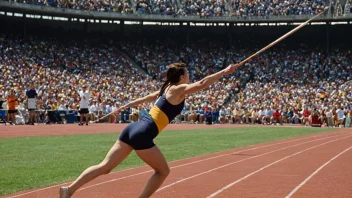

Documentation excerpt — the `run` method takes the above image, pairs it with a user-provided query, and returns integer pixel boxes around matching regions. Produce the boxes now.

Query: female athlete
[60,62,237,198]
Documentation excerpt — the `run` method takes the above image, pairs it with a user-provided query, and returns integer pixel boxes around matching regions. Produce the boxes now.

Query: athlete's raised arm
[176,64,238,96]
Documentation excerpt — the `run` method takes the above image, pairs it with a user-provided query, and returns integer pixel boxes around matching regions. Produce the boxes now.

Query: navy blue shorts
[119,117,159,150]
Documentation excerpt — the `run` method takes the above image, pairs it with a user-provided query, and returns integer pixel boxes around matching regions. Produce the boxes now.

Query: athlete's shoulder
[170,83,188,92]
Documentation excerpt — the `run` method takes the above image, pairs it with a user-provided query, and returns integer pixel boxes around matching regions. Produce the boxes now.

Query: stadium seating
[0,34,351,127]
[5,0,331,17]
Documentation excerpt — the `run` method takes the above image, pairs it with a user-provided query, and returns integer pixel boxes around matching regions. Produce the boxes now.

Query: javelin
[237,7,328,67]
[94,8,328,124]
[94,110,118,123]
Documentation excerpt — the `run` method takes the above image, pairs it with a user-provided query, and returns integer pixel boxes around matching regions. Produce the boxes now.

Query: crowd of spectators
[7,0,343,17]
[7,0,133,13]
[230,0,328,17]
[202,47,352,127]
[177,0,228,17]
[0,34,351,127]
[0,34,156,124]
[0,35,236,125]
[135,0,177,15]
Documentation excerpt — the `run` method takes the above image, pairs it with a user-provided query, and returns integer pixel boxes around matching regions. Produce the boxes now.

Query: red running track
[3,128,352,198]
[0,123,312,138]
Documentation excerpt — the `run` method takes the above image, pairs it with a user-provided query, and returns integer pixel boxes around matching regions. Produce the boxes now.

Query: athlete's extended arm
[94,91,160,122]
[177,64,238,96]
[120,91,159,110]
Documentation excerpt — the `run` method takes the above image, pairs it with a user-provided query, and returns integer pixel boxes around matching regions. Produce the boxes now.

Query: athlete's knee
[156,165,170,177]
[99,161,115,174]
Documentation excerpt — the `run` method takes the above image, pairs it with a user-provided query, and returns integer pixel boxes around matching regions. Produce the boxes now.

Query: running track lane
[3,130,343,198]
[152,133,352,198]
[286,144,352,198]
[204,133,352,197]
[71,132,349,197]
[0,124,272,138]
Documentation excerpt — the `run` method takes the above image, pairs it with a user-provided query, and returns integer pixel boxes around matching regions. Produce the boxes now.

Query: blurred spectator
[26,83,38,125]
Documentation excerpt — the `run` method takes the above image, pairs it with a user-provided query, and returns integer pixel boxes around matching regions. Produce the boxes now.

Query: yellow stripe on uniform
[149,105,169,132]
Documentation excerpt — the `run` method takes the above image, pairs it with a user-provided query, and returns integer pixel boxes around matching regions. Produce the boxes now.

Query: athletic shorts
[79,108,89,114]
[8,110,18,114]
[119,117,159,150]
[28,98,36,110]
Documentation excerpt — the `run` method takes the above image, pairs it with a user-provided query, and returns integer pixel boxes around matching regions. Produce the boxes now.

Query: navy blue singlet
[119,93,185,150]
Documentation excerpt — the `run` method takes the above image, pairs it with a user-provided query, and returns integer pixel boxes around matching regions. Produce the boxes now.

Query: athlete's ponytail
[158,79,170,97]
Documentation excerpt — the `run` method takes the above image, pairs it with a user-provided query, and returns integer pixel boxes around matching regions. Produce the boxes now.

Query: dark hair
[158,62,187,97]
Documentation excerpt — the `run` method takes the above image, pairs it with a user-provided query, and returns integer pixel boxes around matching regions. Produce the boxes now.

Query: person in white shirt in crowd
[100,101,107,118]
[95,101,104,115]
[219,106,227,124]
[258,107,267,124]
[111,102,120,123]
[16,101,27,125]
[336,106,345,127]
[58,99,68,111]
[78,84,90,126]
[89,100,98,121]
[106,101,115,123]
[226,107,231,123]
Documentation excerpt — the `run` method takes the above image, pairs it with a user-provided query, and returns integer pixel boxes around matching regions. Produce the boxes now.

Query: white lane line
[285,145,352,198]
[156,133,348,192]
[207,135,352,198]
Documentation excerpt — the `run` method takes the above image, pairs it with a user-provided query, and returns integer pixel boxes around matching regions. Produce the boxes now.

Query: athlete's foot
[59,186,71,198]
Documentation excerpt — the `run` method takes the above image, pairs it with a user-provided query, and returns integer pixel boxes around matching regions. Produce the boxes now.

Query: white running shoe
[59,187,70,198]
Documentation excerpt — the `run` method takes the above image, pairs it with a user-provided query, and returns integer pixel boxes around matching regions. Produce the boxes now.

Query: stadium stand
[0,33,351,127]
[0,0,351,127]
[5,0,332,16]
